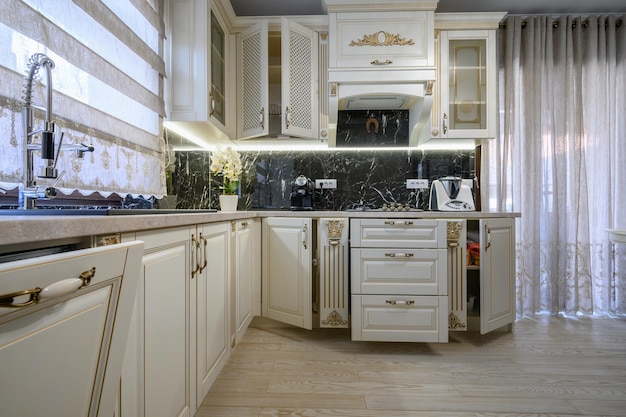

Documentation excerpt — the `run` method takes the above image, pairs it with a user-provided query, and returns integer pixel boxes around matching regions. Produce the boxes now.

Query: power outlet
[315,179,337,189]
[406,179,429,189]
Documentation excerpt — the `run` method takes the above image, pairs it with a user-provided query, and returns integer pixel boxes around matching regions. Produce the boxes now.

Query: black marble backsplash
[171,149,476,211]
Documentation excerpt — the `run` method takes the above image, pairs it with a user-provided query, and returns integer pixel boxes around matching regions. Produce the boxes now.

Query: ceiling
[229,0,626,16]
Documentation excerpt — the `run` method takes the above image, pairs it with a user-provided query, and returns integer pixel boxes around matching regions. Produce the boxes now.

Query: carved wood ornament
[349,31,414,47]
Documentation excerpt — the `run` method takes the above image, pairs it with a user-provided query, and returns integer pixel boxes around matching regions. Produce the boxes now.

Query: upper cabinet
[328,10,434,70]
[238,18,320,141]
[325,1,437,148]
[167,0,232,139]
[427,13,506,144]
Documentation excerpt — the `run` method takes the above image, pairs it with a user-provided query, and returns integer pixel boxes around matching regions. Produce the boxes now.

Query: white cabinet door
[281,18,319,139]
[238,21,269,139]
[234,219,259,342]
[480,218,516,334]
[262,217,312,330]
[434,29,497,140]
[120,228,191,417]
[195,222,230,406]
[168,0,228,133]
[0,241,143,417]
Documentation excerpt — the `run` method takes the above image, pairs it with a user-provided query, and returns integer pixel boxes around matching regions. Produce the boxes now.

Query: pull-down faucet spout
[20,53,94,209]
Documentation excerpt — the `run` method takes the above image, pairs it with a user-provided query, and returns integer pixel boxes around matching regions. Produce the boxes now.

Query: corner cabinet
[168,0,229,132]
[238,18,320,140]
[261,217,313,329]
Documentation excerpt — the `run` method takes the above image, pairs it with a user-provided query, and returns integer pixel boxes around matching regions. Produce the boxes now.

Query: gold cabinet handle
[386,300,415,305]
[191,234,200,278]
[209,92,216,117]
[371,59,393,65]
[0,267,96,308]
[199,233,208,273]
[384,252,414,258]
[383,220,414,226]
[260,107,265,129]
[302,223,308,249]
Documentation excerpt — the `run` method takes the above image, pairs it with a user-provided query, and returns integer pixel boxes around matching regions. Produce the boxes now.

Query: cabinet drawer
[329,11,434,68]
[351,248,447,295]
[350,219,446,248]
[351,295,448,342]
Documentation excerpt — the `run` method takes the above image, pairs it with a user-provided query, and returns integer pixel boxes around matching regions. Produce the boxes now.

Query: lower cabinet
[262,217,313,330]
[120,227,192,417]
[194,222,230,408]
[350,219,449,343]
[233,219,261,344]
[0,242,144,417]
[118,221,261,417]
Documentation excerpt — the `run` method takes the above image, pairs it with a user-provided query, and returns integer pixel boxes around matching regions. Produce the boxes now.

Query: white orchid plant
[210,146,243,195]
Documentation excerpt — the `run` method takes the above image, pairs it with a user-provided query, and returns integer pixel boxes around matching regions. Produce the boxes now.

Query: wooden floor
[198,315,626,417]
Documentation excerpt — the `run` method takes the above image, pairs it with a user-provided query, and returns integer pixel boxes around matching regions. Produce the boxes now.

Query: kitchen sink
[0,208,218,216]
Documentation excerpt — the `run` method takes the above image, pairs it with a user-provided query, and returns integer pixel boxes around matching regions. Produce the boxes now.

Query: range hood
[327,71,436,147]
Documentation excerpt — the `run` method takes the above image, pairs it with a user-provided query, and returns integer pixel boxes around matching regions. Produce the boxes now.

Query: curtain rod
[499,15,623,30]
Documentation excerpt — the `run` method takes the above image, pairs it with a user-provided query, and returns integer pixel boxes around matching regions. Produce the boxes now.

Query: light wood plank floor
[198,315,626,417]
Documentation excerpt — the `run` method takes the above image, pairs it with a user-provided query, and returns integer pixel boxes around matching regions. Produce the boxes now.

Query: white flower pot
[219,195,238,212]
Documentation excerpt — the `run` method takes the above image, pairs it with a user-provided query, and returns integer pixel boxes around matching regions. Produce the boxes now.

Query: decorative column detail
[319,219,349,328]
[447,220,467,330]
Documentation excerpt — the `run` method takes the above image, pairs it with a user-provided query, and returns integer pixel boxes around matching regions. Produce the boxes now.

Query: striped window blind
[0,0,167,199]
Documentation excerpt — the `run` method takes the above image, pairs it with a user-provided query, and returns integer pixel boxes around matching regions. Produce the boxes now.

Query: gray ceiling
[229,0,626,16]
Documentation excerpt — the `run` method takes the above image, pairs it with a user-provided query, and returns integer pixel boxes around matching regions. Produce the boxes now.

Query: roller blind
[0,0,167,198]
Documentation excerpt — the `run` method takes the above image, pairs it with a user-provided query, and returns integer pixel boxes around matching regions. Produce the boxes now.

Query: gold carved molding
[349,31,414,47]
[324,220,345,246]
[322,310,349,327]
[447,220,463,242]
[448,311,466,329]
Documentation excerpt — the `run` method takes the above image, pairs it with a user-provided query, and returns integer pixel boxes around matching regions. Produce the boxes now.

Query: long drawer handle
[371,59,393,65]
[199,233,208,273]
[383,220,414,226]
[0,267,96,308]
[386,300,415,306]
[385,252,414,258]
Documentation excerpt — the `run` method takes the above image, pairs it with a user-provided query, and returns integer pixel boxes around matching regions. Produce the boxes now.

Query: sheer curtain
[484,15,626,316]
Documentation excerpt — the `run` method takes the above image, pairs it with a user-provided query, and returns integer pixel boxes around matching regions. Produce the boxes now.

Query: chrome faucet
[21,53,94,209]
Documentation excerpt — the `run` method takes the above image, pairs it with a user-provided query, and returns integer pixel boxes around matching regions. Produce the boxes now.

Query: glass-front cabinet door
[435,30,496,139]
[210,11,226,126]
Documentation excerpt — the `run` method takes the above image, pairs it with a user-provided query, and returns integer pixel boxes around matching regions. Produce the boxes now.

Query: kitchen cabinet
[118,227,192,417]
[238,18,320,140]
[429,14,505,141]
[194,222,230,408]
[350,219,449,343]
[262,217,313,329]
[448,218,516,334]
[233,219,261,343]
[0,241,143,417]
[328,10,434,69]
[168,0,230,133]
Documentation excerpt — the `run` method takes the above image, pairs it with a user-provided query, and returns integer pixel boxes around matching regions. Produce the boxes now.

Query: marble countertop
[0,210,520,247]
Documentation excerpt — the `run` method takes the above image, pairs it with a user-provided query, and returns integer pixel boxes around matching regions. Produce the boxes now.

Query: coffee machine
[429,176,475,211]
[290,175,314,210]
